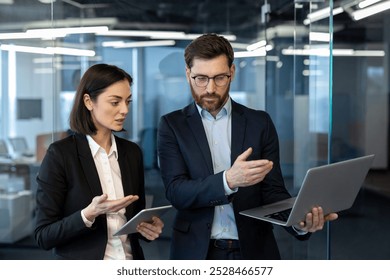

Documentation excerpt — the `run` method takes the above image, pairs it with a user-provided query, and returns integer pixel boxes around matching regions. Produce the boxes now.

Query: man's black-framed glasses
[191,74,231,87]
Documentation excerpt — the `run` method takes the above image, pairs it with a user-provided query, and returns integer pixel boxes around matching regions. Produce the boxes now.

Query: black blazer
[157,99,309,260]
[34,133,146,260]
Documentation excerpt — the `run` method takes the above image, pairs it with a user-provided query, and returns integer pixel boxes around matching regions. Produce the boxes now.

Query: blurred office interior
[0,0,389,260]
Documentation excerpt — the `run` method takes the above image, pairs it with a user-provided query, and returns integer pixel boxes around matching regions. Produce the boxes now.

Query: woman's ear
[83,94,93,111]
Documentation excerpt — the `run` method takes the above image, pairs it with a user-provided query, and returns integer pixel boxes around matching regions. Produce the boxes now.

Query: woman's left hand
[136,216,164,240]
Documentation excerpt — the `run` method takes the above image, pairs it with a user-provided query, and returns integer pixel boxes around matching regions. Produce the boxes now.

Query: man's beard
[190,83,230,115]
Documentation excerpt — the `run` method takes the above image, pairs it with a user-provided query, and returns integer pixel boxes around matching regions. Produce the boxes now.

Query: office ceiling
[0,0,389,44]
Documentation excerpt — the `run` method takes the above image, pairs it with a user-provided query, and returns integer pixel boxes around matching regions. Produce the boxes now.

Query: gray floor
[1,169,389,260]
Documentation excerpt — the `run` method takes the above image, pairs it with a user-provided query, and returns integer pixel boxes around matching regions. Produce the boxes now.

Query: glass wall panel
[0,2,55,248]
[1,0,389,261]
[0,0,331,260]
[265,1,333,259]
[330,42,389,259]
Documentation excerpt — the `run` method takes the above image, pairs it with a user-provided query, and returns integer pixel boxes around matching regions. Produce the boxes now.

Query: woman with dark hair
[34,64,163,260]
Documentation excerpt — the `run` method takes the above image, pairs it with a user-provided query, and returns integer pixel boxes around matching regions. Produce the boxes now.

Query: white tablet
[113,205,173,236]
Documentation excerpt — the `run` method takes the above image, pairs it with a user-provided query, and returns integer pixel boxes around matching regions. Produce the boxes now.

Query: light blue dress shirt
[197,99,307,237]
[196,97,239,240]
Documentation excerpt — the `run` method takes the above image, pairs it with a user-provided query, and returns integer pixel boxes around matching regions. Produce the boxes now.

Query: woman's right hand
[83,194,139,222]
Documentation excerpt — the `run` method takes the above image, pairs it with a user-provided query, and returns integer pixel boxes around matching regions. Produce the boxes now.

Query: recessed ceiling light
[38,0,56,4]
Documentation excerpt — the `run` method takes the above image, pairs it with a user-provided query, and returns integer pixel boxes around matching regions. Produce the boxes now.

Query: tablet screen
[113,205,173,236]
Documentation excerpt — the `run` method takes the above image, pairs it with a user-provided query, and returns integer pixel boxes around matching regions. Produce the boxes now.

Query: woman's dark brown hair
[69,64,133,135]
[184,33,234,69]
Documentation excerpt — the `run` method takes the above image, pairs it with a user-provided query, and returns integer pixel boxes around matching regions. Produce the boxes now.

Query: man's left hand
[296,207,338,233]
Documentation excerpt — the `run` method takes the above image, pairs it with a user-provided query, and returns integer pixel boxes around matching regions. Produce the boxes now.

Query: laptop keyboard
[265,208,292,222]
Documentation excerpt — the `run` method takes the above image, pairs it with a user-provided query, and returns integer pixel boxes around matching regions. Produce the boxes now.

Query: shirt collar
[196,97,232,120]
[86,134,118,159]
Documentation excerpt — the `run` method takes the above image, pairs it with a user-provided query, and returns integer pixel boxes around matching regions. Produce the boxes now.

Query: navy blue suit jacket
[157,99,308,260]
[34,133,146,259]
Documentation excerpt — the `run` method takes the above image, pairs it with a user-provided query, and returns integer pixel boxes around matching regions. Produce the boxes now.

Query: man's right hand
[226,147,273,189]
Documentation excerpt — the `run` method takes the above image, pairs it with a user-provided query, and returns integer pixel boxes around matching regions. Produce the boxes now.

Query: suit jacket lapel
[231,100,246,162]
[185,103,214,174]
[115,137,133,197]
[74,133,103,197]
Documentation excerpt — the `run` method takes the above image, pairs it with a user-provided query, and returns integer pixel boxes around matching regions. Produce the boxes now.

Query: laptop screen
[9,137,28,153]
[0,140,9,157]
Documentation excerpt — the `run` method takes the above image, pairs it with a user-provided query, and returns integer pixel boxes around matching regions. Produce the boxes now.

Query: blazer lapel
[231,100,246,162]
[115,138,138,220]
[184,103,214,174]
[115,137,133,197]
[74,134,103,197]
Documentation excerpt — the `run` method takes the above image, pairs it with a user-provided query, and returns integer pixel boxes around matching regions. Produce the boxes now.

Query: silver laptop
[0,140,10,158]
[9,137,34,157]
[239,154,375,227]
